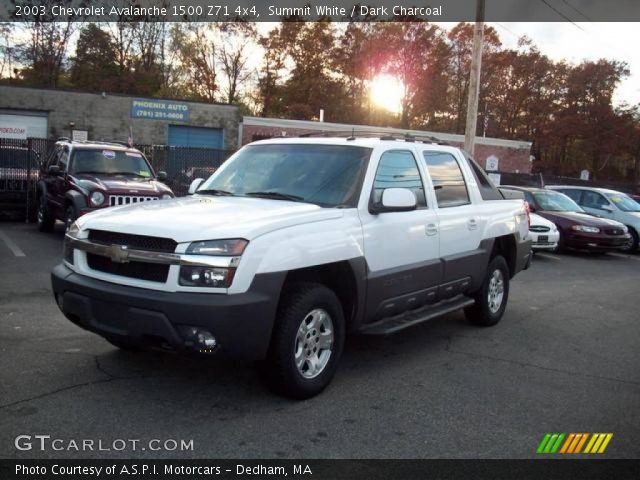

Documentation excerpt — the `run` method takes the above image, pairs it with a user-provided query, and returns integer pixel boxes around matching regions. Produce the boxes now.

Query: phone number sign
[131,99,190,122]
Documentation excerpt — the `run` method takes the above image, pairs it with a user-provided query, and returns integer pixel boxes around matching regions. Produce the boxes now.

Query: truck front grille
[87,253,169,283]
[110,195,158,206]
[88,230,177,253]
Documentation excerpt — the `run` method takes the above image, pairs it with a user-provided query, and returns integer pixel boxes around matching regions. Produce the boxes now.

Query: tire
[554,231,567,254]
[64,204,78,232]
[465,255,510,327]
[36,194,55,232]
[621,228,639,253]
[262,282,345,399]
[105,336,142,352]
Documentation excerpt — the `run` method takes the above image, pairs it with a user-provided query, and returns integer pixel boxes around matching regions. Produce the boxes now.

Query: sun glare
[370,75,405,114]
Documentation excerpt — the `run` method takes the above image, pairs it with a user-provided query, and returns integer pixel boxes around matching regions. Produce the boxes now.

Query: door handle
[425,223,438,236]
[467,218,478,230]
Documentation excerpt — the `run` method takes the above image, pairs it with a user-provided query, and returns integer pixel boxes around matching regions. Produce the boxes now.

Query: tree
[70,24,118,92]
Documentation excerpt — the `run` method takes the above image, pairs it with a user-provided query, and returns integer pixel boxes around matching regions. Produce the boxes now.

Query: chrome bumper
[65,236,240,268]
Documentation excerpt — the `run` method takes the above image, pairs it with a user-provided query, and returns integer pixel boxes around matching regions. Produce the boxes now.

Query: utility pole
[463,0,485,155]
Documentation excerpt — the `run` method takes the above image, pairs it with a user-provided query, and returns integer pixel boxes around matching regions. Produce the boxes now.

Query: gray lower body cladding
[51,263,286,360]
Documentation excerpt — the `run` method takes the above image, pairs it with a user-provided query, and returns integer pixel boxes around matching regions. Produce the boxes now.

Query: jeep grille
[110,195,158,206]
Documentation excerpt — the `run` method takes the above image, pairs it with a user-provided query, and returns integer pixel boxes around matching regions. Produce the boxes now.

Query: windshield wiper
[196,189,234,196]
[109,171,147,177]
[245,191,305,202]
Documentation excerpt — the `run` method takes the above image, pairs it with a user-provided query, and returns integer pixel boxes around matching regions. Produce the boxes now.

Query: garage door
[167,125,223,148]
[0,112,48,139]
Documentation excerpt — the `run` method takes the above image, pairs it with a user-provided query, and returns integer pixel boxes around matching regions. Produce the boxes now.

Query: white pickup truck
[52,134,532,398]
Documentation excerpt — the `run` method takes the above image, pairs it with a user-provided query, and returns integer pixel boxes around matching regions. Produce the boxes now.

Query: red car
[502,186,631,252]
[36,140,174,231]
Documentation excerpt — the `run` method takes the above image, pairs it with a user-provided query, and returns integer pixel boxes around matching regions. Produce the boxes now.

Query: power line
[539,0,585,31]
[495,22,520,40]
[560,0,594,22]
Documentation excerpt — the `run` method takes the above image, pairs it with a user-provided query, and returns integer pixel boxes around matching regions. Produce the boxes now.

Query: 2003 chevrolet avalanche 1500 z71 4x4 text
[52,134,532,399]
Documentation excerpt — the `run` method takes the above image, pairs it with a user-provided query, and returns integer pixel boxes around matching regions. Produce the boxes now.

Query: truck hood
[71,174,171,195]
[76,195,344,243]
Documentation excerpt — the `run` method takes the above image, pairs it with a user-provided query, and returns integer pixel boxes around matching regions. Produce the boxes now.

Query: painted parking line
[535,252,562,261]
[0,230,26,257]
[608,252,640,261]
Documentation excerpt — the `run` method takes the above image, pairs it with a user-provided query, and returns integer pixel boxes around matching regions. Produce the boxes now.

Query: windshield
[70,149,153,177]
[198,144,372,207]
[605,192,640,212]
[533,191,584,212]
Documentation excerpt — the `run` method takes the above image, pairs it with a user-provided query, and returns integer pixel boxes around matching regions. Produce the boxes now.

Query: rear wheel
[465,255,510,327]
[262,283,345,399]
[36,195,55,232]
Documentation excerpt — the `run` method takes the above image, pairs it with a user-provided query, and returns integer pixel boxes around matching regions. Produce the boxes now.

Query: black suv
[37,140,174,231]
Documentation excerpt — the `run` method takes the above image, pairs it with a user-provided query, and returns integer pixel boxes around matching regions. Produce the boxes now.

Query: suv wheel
[262,283,345,399]
[37,195,55,232]
[64,205,78,232]
[465,255,510,327]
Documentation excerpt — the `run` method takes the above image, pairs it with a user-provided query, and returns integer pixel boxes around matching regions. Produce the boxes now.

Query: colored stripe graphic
[539,433,613,454]
[537,433,565,454]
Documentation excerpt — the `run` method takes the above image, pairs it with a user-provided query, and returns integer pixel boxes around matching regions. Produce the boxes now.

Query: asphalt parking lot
[1,222,639,459]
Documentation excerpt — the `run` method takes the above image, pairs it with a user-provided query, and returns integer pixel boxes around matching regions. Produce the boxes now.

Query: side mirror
[48,165,61,176]
[372,188,417,213]
[600,205,614,212]
[156,171,167,182]
[188,178,205,195]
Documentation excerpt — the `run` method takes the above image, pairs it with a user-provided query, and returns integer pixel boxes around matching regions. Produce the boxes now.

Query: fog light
[177,325,218,352]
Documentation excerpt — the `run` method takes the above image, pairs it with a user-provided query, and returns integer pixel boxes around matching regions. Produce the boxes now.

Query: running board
[360,295,475,335]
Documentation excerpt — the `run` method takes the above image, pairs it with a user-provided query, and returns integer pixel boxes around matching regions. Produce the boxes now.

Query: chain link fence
[0,137,235,221]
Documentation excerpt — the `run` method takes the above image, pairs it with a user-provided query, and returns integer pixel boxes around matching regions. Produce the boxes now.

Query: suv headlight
[571,225,600,233]
[179,239,248,288]
[186,239,248,256]
[89,191,105,206]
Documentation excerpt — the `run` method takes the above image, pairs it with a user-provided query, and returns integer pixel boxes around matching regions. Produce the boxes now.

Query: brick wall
[241,123,532,174]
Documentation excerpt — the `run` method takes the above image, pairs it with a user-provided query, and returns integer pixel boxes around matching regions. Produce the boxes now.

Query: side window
[582,190,609,209]
[524,192,536,208]
[422,151,470,208]
[372,150,426,207]
[57,148,69,172]
[559,189,582,203]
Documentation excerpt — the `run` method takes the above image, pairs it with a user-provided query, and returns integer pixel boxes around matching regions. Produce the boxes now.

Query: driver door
[360,149,441,321]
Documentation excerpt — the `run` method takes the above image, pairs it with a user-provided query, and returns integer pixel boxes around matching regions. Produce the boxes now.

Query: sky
[489,22,640,107]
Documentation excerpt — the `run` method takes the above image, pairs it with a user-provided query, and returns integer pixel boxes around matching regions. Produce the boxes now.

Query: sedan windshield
[605,192,640,212]
[198,144,372,207]
[533,191,584,212]
[70,149,153,177]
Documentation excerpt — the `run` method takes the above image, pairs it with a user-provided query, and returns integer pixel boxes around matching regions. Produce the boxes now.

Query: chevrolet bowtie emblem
[110,245,130,263]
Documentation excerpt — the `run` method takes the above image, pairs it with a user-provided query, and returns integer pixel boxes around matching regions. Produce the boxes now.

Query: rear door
[419,149,485,291]
[359,148,441,320]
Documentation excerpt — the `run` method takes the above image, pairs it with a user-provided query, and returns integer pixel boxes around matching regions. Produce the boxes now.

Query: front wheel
[37,195,55,232]
[64,205,78,232]
[262,283,345,399]
[465,255,510,327]
[621,228,639,253]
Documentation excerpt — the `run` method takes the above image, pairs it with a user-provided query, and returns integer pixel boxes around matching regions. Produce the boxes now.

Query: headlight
[89,191,105,206]
[186,239,248,256]
[161,193,173,200]
[179,266,235,288]
[571,225,600,233]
